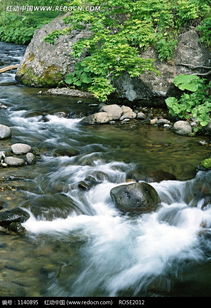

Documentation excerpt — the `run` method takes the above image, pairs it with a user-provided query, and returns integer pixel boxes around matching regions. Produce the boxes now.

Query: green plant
[201,158,211,169]
[166,75,211,132]
[197,17,211,47]
[55,0,209,101]
[155,38,177,61]
[173,74,203,91]
[0,0,65,44]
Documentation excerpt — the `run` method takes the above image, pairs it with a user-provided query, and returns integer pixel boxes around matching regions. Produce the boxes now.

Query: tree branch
[192,71,211,76]
[177,63,211,70]
[0,64,19,74]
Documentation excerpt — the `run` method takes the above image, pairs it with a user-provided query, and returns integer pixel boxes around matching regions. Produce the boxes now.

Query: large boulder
[110,182,160,214]
[114,30,210,102]
[16,14,91,87]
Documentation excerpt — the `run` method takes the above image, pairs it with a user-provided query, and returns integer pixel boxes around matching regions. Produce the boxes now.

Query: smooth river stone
[4,157,25,166]
[26,152,35,164]
[11,143,32,155]
[0,124,11,139]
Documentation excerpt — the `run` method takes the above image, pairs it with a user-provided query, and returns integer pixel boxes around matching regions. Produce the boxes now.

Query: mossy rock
[201,158,211,170]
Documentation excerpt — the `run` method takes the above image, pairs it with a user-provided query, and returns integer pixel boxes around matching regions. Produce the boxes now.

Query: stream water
[0,42,211,297]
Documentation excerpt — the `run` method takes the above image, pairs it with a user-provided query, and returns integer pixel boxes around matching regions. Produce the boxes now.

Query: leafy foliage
[197,17,211,47]
[166,75,211,132]
[0,0,65,44]
[56,0,210,101]
[173,74,203,92]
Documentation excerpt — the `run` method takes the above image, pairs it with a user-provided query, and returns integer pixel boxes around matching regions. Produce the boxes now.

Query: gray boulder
[16,14,91,87]
[11,143,32,155]
[173,121,192,136]
[100,104,122,120]
[4,157,25,167]
[81,112,110,124]
[114,30,210,102]
[0,124,11,139]
[110,182,160,214]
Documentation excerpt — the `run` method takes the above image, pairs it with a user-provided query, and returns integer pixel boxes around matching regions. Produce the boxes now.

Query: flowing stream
[0,42,211,297]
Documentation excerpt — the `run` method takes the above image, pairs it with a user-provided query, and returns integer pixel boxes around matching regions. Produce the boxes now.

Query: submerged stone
[0,208,30,232]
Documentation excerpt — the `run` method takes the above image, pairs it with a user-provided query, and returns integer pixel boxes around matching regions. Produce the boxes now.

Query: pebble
[121,119,130,123]
[150,118,158,125]
[198,140,208,146]
[163,124,172,128]
[157,119,171,125]
[26,153,35,165]
[137,112,146,119]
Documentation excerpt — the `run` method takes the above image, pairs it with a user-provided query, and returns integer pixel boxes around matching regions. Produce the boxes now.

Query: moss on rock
[201,158,211,169]
[16,64,64,87]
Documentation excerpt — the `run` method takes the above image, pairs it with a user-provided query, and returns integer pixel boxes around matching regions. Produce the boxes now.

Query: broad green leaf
[173,74,202,92]
[65,74,74,84]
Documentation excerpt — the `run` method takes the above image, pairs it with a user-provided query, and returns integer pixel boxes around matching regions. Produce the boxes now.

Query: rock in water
[81,112,110,124]
[100,104,122,120]
[173,121,192,136]
[137,112,146,119]
[110,182,160,214]
[120,105,136,120]
[4,157,25,167]
[0,124,11,139]
[26,152,36,164]
[0,208,30,232]
[11,143,32,154]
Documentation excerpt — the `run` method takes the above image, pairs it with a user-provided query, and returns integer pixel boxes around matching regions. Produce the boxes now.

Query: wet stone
[11,143,32,155]
[4,157,25,167]
[26,152,35,165]
[110,182,160,214]
[0,124,11,139]
[4,156,25,167]
[0,207,30,232]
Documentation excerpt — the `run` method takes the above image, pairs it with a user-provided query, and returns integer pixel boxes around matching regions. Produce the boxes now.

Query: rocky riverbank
[0,124,37,167]
[80,104,211,137]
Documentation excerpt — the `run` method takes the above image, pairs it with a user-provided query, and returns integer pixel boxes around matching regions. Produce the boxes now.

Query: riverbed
[0,42,211,297]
